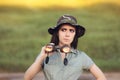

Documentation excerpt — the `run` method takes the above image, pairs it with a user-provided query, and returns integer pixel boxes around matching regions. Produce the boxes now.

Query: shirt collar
[71,48,78,55]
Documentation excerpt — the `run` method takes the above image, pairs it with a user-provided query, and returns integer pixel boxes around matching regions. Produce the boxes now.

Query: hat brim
[48,23,85,38]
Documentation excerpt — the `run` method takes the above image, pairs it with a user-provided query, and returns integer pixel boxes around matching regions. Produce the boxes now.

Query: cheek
[71,33,75,38]
[70,34,75,41]
[58,32,63,40]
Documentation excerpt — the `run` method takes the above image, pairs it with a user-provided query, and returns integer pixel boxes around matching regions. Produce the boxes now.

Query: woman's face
[58,24,76,47]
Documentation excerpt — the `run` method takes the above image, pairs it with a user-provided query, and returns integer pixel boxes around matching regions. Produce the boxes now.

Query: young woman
[24,14,107,80]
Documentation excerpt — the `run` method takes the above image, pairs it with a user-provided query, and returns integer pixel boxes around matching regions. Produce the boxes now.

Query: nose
[65,31,70,37]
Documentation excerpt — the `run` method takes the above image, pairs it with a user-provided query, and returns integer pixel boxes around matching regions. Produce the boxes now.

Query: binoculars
[44,43,71,65]
[45,43,71,53]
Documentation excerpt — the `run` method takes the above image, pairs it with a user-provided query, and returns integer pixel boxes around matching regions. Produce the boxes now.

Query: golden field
[0,0,120,8]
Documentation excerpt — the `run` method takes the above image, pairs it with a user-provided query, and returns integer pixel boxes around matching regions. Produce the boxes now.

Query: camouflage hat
[48,14,85,38]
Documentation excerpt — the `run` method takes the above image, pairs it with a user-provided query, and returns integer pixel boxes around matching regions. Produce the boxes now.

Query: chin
[63,43,70,45]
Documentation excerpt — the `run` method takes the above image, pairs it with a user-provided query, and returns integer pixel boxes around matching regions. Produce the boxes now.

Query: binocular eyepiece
[44,43,71,65]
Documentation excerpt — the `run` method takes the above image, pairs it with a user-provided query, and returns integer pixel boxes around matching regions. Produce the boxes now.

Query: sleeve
[81,52,94,70]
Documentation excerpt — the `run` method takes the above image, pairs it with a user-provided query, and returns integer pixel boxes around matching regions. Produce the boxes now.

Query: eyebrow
[60,27,75,29]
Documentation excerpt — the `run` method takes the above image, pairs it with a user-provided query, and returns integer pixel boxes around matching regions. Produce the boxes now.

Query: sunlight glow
[0,0,119,8]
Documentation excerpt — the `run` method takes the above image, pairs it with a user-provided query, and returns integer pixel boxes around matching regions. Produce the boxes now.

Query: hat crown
[57,15,77,26]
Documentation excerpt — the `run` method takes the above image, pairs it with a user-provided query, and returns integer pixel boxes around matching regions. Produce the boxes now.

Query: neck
[59,43,70,47]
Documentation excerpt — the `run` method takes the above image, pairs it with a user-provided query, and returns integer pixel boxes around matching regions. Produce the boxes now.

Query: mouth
[64,39,69,42]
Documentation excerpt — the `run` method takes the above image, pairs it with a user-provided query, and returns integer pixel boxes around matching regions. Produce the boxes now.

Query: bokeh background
[0,0,120,72]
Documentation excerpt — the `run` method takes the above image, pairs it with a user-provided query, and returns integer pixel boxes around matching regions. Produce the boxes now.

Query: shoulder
[74,49,93,60]
[75,49,87,56]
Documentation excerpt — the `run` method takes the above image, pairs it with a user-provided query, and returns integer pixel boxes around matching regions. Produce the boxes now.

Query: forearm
[90,64,107,80]
[24,62,42,80]
[24,47,47,80]
[96,77,107,80]
[24,53,46,80]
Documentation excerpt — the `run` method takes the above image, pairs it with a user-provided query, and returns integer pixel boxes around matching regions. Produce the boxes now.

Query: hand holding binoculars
[44,43,71,65]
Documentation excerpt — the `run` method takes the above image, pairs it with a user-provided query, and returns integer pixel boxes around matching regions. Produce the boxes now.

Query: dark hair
[50,25,78,49]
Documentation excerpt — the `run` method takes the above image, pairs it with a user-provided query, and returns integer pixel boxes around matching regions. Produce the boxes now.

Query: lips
[64,38,69,41]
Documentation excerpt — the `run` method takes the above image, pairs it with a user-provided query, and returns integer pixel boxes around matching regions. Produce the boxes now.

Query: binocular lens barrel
[61,45,70,53]
[45,46,53,53]
[45,43,55,53]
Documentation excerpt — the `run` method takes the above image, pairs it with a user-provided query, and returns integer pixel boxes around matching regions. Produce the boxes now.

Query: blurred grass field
[0,2,120,72]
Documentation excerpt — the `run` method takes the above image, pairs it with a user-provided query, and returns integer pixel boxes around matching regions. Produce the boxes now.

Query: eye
[61,28,66,32]
[70,29,75,33]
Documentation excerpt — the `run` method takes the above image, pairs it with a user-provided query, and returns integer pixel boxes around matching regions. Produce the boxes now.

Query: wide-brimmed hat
[48,14,85,38]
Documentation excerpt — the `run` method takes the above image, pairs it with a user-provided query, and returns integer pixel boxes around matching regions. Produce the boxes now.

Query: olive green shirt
[42,48,94,80]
